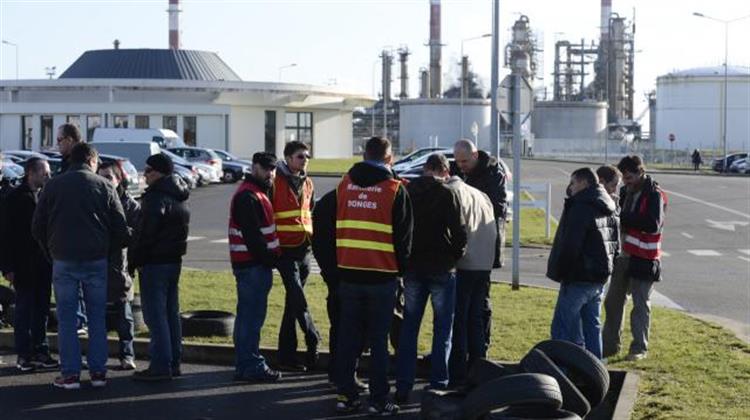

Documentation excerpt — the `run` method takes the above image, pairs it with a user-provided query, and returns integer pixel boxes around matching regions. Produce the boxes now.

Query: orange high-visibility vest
[272,174,313,247]
[622,188,667,260]
[335,174,400,273]
[228,181,281,264]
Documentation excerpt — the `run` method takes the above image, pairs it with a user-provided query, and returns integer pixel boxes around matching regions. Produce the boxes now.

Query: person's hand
[3,272,14,286]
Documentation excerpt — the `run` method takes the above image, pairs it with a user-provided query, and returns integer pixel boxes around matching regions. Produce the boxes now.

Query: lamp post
[278,63,297,81]
[1,40,18,80]
[692,12,750,172]
[460,33,491,138]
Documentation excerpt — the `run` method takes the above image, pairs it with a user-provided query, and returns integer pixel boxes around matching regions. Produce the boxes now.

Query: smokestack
[168,0,181,49]
[429,0,442,98]
[601,0,612,41]
[419,69,429,99]
[381,50,393,102]
[398,48,410,100]
[461,56,469,100]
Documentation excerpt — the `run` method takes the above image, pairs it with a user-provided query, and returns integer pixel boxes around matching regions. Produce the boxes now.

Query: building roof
[663,66,750,78]
[59,49,242,81]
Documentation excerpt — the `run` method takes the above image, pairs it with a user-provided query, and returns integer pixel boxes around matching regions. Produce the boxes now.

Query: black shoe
[367,401,399,416]
[32,354,60,369]
[16,357,36,373]
[277,361,307,372]
[235,368,282,383]
[172,366,182,377]
[335,394,361,414]
[305,347,319,371]
[132,368,172,382]
[394,390,410,405]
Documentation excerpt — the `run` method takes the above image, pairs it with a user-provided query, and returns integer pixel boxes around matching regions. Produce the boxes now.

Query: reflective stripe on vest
[335,174,400,273]
[621,188,667,260]
[272,175,313,247]
[228,181,281,264]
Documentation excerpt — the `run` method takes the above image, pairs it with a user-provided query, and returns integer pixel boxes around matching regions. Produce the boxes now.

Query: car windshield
[215,150,234,160]
[161,149,190,165]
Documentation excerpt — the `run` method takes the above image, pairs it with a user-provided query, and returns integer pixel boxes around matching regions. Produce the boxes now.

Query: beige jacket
[445,176,497,271]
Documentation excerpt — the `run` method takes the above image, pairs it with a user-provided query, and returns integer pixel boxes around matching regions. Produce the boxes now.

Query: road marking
[687,249,722,256]
[211,238,229,244]
[739,256,750,263]
[738,249,750,256]
[681,232,694,239]
[662,188,750,219]
[706,219,749,232]
[186,236,205,242]
[661,251,671,257]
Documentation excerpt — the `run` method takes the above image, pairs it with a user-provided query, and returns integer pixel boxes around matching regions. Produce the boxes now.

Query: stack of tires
[421,340,609,420]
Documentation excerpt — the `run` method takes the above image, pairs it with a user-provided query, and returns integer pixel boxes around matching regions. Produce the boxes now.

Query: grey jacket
[445,176,497,271]
[32,163,130,262]
[108,191,141,302]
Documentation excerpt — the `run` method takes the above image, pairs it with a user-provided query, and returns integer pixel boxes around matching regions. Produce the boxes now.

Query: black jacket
[463,150,508,220]
[129,175,190,268]
[312,189,338,282]
[0,181,14,274]
[620,175,666,282]
[108,191,140,302]
[547,184,619,284]
[1,183,51,287]
[406,176,467,273]
[230,174,279,270]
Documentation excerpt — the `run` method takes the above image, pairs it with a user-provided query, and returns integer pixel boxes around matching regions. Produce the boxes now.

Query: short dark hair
[617,155,645,175]
[424,153,450,173]
[571,167,598,186]
[283,141,309,158]
[98,160,123,181]
[70,142,98,165]
[364,136,391,162]
[596,165,621,184]
[23,157,47,177]
[59,123,82,143]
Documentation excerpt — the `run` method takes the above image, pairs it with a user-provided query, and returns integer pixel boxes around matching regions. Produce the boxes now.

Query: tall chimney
[168,0,181,49]
[429,0,442,98]
[600,0,612,42]
[398,48,410,100]
[419,69,430,99]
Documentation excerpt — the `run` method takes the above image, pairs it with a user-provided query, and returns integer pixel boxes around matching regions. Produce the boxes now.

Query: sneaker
[16,357,36,373]
[91,372,107,388]
[120,358,137,371]
[172,366,182,377]
[53,375,81,390]
[77,327,88,336]
[305,347,320,371]
[367,401,399,417]
[626,351,647,362]
[355,377,369,392]
[33,354,60,369]
[335,394,362,414]
[132,368,172,382]
[277,362,307,372]
[239,368,282,383]
[394,390,410,405]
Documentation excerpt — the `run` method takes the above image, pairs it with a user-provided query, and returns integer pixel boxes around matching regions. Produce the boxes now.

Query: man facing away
[395,153,466,403]
[228,152,283,383]
[334,136,413,416]
[32,143,129,389]
[546,168,618,359]
[271,140,321,372]
[602,155,667,362]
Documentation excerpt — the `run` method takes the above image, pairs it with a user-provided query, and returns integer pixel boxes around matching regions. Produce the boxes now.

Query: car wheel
[466,358,518,389]
[222,171,235,183]
[460,373,563,420]
[180,310,235,337]
[493,406,582,419]
[520,349,591,417]
[420,389,464,420]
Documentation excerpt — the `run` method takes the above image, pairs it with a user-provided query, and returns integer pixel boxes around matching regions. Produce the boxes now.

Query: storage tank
[532,101,608,139]
[655,66,750,152]
[399,98,491,152]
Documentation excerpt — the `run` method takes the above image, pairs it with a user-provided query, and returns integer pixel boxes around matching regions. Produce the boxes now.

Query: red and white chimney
[600,0,612,41]
[168,0,181,49]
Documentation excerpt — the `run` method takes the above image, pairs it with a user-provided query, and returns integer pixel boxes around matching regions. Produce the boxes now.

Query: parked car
[392,147,452,173]
[89,141,161,172]
[2,150,49,161]
[173,163,199,189]
[213,149,251,166]
[712,152,748,172]
[728,157,750,174]
[167,146,224,183]
[98,154,144,198]
[1,159,24,186]
[92,128,185,148]
[213,149,251,183]
[395,152,455,178]
[39,151,62,159]
[161,149,204,187]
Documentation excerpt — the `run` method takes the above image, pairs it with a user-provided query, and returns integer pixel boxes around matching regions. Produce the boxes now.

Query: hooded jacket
[129,174,190,268]
[463,150,508,220]
[546,184,619,284]
[619,175,666,282]
[311,189,338,281]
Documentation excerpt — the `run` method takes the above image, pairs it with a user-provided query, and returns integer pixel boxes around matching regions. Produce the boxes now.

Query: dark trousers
[277,253,320,362]
[449,270,491,385]
[139,263,182,374]
[325,273,364,382]
[336,279,398,405]
[13,280,52,359]
[112,300,135,361]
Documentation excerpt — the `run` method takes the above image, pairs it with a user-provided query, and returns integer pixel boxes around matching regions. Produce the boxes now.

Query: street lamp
[278,63,297,81]
[460,33,491,138]
[692,12,750,172]
[1,40,19,80]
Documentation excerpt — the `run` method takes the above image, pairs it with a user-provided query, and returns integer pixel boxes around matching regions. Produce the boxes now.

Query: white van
[92,128,185,148]
[90,141,162,172]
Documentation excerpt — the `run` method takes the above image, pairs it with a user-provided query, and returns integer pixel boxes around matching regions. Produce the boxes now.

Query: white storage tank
[399,98,491,152]
[531,101,608,140]
[655,66,750,152]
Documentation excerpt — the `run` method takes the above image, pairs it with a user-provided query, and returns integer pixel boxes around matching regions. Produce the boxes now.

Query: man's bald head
[453,138,480,174]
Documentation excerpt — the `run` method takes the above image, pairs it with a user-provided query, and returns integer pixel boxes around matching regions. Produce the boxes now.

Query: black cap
[253,152,277,170]
[146,153,174,175]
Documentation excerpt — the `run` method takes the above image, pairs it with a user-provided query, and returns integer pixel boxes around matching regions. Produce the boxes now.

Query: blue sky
[1,0,749,115]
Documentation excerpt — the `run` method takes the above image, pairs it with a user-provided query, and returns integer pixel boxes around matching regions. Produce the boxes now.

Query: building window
[135,115,149,129]
[66,115,81,128]
[183,116,197,146]
[284,111,313,154]
[163,115,177,132]
[41,116,54,149]
[113,115,128,128]
[21,115,33,150]
[265,111,276,153]
[87,115,101,142]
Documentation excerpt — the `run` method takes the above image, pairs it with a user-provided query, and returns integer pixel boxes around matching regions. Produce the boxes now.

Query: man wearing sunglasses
[271,141,321,372]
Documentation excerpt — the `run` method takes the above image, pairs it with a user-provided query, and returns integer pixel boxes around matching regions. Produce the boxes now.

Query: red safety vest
[228,181,281,264]
[622,188,668,260]
[335,174,400,273]
[272,174,313,247]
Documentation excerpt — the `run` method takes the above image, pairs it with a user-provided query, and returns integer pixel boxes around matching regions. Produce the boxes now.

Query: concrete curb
[522,157,747,177]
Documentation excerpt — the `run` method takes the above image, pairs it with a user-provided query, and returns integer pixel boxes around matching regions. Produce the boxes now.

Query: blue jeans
[551,282,606,359]
[449,270,491,385]
[13,280,52,360]
[52,259,108,376]
[336,279,398,405]
[139,263,182,374]
[277,253,320,362]
[396,271,456,391]
[233,265,273,377]
[113,300,135,360]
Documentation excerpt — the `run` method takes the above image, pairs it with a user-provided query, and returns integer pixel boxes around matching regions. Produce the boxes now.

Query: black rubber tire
[460,373,563,420]
[492,406,582,419]
[532,340,609,408]
[180,310,235,337]
[467,358,517,389]
[222,170,236,183]
[421,390,464,420]
[520,349,590,418]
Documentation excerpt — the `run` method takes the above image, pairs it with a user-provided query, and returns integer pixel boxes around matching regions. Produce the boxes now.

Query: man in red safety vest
[602,155,667,362]
[228,152,282,382]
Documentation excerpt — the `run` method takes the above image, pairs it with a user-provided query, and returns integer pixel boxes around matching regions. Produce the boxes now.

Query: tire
[460,373,563,420]
[532,340,609,408]
[520,349,590,417]
[467,358,518,389]
[180,310,235,337]
[493,406,582,420]
[421,390,464,420]
[222,170,235,183]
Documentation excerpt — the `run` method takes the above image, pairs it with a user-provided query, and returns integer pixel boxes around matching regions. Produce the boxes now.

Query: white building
[0,49,373,158]
[655,66,750,152]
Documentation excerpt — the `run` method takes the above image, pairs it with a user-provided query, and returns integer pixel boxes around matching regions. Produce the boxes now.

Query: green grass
[151,270,750,420]
[507,208,557,246]
[307,158,361,174]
